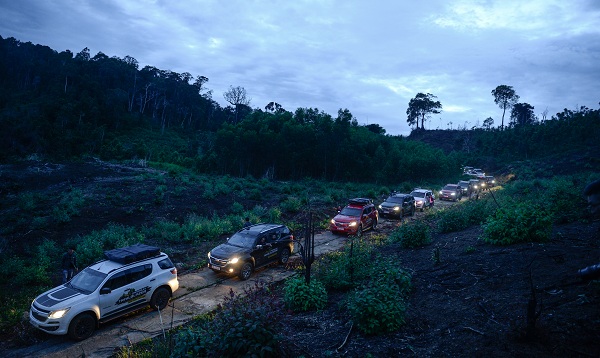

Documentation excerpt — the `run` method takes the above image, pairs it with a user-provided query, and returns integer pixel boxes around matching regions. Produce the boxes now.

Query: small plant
[387,221,431,248]
[483,203,553,245]
[347,266,411,335]
[465,245,476,253]
[283,275,328,312]
[431,246,441,264]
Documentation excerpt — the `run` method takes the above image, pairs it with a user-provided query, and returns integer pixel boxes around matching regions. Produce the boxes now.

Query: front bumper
[29,305,71,336]
[329,222,359,235]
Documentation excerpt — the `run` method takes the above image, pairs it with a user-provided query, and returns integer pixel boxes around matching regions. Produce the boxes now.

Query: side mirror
[100,287,111,295]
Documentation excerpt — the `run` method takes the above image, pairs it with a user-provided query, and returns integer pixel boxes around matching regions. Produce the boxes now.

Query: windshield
[443,185,457,190]
[340,207,361,216]
[227,232,256,248]
[385,197,404,203]
[411,191,425,198]
[69,268,108,294]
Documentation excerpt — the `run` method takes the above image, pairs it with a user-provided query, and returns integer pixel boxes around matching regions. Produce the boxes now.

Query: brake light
[170,268,177,275]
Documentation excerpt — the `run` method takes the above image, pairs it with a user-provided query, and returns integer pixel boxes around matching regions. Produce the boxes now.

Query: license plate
[213,266,220,271]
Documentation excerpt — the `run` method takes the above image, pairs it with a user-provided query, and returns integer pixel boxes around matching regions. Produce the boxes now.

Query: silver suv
[29,244,179,341]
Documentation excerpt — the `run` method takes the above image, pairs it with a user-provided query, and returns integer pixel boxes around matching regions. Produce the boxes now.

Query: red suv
[330,198,378,236]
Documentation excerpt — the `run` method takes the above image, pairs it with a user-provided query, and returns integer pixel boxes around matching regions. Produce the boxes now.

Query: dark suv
[378,193,416,218]
[439,184,463,201]
[207,224,294,280]
[330,198,378,236]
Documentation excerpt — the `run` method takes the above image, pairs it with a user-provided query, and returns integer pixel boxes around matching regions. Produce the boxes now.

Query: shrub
[387,221,431,248]
[313,238,376,290]
[172,281,285,357]
[280,196,302,213]
[283,275,328,312]
[74,223,145,266]
[347,265,410,335]
[483,203,553,245]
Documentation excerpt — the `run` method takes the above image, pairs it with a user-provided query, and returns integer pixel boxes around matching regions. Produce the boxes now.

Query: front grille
[209,256,228,267]
[31,305,49,322]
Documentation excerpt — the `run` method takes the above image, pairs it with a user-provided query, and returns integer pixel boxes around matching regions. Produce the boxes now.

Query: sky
[0,0,599,136]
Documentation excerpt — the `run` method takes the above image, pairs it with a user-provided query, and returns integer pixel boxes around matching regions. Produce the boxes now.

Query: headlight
[473,185,478,189]
[393,206,400,211]
[349,221,357,227]
[230,257,239,264]
[378,204,382,209]
[439,191,443,195]
[49,308,70,319]
[207,252,211,259]
[451,193,455,196]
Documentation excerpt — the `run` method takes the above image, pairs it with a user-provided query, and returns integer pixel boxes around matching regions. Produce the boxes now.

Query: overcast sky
[1,0,598,135]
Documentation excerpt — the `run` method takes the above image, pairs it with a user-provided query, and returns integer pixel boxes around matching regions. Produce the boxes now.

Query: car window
[128,264,152,283]
[411,191,425,198]
[227,232,255,248]
[105,271,129,290]
[158,257,175,269]
[386,196,404,203]
[340,207,361,216]
[70,268,108,294]
[443,185,457,190]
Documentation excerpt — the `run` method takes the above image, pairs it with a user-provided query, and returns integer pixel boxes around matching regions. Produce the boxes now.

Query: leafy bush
[283,275,328,312]
[483,203,553,245]
[387,221,431,248]
[171,281,285,357]
[280,196,303,213]
[73,223,145,266]
[180,214,235,243]
[347,265,411,335]
[313,238,376,290]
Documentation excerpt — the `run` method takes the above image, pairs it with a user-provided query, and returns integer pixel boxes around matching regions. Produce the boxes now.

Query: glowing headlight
[348,222,357,227]
[378,205,382,209]
[439,191,443,195]
[393,206,400,211]
[207,252,211,259]
[49,308,70,319]
[230,257,239,264]
[451,193,455,196]
[474,185,478,189]
[331,219,336,224]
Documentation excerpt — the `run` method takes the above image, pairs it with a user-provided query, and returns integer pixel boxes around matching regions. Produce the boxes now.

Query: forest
[2,35,599,184]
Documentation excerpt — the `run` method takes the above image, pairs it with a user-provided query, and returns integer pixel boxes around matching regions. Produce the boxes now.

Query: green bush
[172,282,285,357]
[347,266,410,335]
[283,275,328,312]
[483,203,553,245]
[280,196,303,213]
[313,238,376,290]
[387,221,431,248]
[180,214,235,243]
[74,223,145,266]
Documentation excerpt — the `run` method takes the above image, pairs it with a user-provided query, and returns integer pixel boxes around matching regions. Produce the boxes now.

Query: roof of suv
[237,223,285,235]
[411,188,431,194]
[347,198,373,206]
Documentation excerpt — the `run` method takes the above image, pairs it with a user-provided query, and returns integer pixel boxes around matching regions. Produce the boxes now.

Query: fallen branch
[463,326,484,335]
[336,322,354,353]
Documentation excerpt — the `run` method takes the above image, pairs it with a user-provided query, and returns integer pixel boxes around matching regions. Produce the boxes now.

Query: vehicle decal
[37,287,81,307]
[116,286,151,305]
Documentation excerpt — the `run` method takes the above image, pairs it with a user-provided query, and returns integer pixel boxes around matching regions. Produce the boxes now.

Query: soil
[1,160,599,357]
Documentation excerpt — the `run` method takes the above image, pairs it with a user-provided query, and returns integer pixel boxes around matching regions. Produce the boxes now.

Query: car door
[99,264,153,318]
[362,206,373,227]
[252,235,273,267]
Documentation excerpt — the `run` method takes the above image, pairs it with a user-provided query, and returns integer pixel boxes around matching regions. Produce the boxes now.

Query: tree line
[1,36,598,184]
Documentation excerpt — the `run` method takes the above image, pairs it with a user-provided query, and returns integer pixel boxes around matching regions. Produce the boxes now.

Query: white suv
[29,244,179,341]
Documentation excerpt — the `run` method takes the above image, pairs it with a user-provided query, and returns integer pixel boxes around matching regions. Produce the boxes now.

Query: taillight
[170,268,177,275]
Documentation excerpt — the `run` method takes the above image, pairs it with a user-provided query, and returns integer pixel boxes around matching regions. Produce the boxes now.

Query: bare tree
[223,86,251,122]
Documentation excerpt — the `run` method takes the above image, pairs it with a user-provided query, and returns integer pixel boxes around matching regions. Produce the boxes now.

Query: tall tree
[223,85,251,123]
[491,85,519,130]
[406,93,442,130]
[510,102,536,127]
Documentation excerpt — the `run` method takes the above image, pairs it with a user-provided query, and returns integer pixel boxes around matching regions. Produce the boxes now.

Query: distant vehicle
[484,176,496,187]
[462,166,474,174]
[378,193,416,218]
[30,244,179,341]
[330,198,378,236]
[439,184,462,201]
[469,179,482,199]
[410,188,435,211]
[208,223,294,280]
[457,180,474,197]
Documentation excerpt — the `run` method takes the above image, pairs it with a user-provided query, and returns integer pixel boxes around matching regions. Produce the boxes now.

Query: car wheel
[150,287,171,310]
[239,262,253,280]
[372,218,378,230]
[279,248,291,264]
[68,313,96,341]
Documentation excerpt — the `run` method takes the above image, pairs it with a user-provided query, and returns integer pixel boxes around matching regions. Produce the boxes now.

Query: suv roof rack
[104,243,161,264]
[348,198,372,205]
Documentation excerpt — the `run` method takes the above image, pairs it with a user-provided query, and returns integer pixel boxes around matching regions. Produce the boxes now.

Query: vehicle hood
[333,214,360,223]
[210,243,248,259]
[34,284,87,309]
[380,201,401,208]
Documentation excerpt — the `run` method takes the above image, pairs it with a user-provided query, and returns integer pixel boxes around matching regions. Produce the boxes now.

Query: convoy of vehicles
[29,244,179,341]
[439,184,463,201]
[410,188,435,211]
